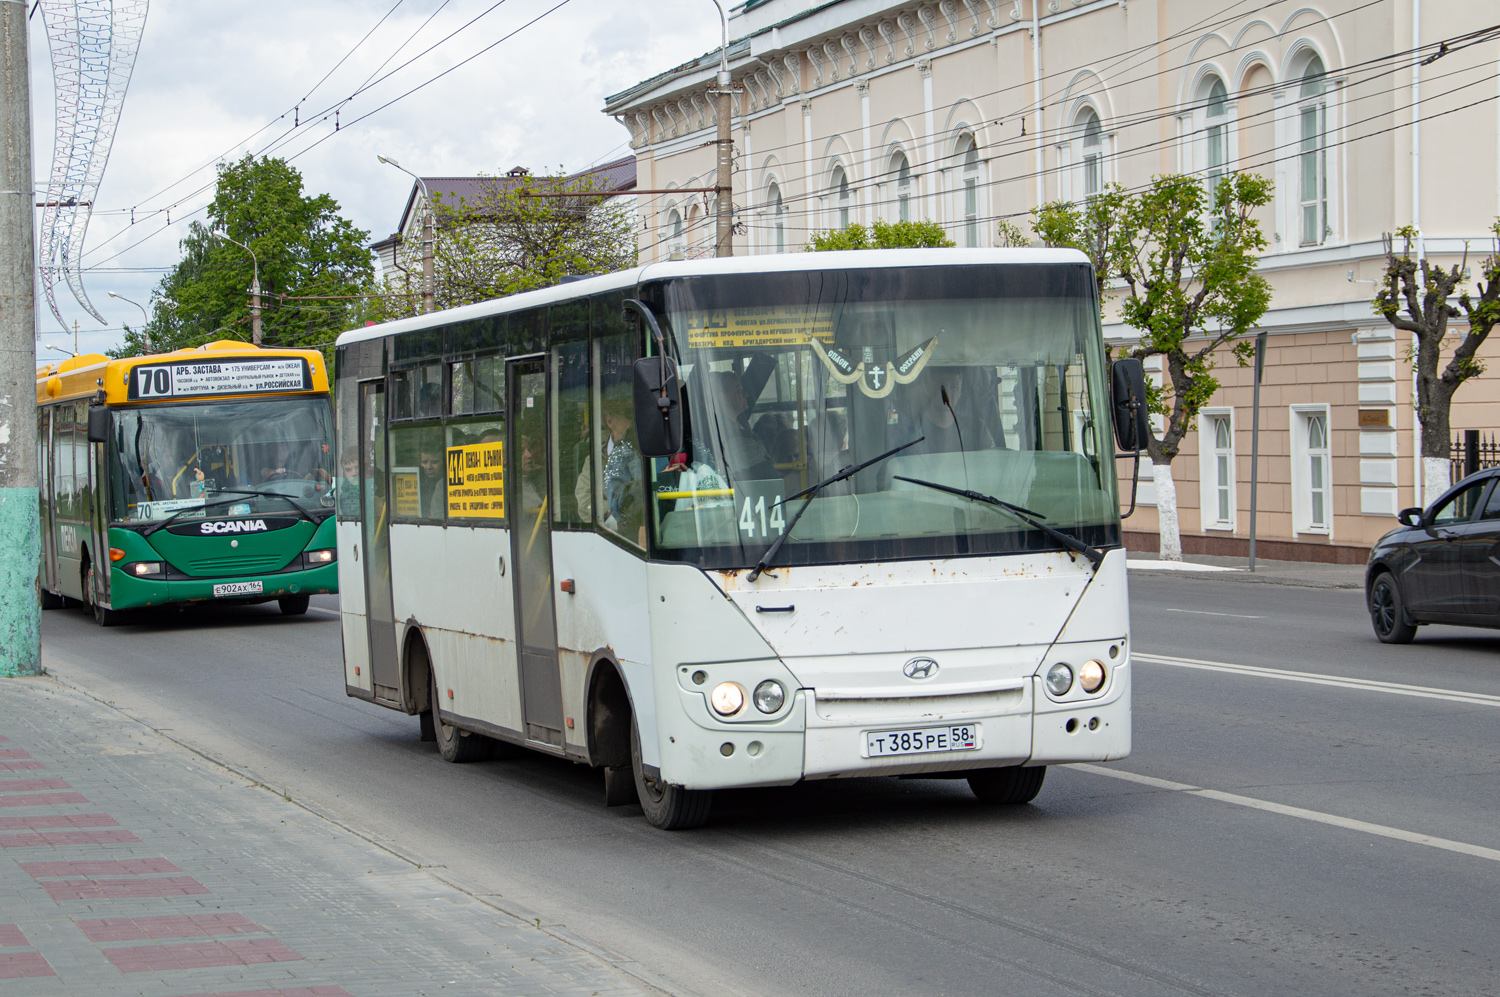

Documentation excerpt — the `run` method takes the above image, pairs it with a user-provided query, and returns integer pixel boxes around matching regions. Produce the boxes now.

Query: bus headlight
[1045,662,1074,697]
[302,549,336,567]
[753,680,785,714]
[1079,660,1107,694]
[126,561,164,578]
[710,682,746,717]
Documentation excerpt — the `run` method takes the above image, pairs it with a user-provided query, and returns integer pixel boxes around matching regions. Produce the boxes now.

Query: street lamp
[377,154,435,314]
[213,232,262,345]
[707,0,733,257]
[107,290,152,353]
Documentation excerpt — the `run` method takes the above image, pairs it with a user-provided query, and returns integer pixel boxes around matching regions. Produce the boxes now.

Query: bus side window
[591,293,645,548]
[550,320,591,529]
[337,384,361,521]
[55,404,75,520]
[390,422,445,524]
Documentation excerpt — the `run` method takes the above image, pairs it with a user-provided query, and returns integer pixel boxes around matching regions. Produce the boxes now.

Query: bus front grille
[183,555,288,576]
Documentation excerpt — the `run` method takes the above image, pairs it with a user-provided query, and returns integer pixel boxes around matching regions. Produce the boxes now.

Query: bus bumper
[107,562,339,610]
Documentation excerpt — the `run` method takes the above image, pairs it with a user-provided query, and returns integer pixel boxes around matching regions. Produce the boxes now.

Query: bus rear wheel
[630,717,711,830]
[278,595,311,616]
[968,765,1046,805]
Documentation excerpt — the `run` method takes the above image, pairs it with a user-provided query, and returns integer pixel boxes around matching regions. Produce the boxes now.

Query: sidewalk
[1125,551,1366,589]
[0,675,658,997]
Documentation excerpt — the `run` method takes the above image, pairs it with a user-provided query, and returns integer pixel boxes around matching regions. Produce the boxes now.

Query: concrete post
[421,206,435,313]
[0,0,42,675]
[715,72,732,257]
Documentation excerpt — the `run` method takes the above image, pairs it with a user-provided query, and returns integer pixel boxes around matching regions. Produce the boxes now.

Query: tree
[374,168,637,320]
[111,155,373,358]
[1373,224,1500,504]
[807,218,955,251]
[1036,173,1273,560]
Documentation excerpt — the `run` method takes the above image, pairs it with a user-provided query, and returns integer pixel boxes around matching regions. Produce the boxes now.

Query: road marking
[305,607,339,618]
[1072,763,1500,864]
[1135,652,1500,708]
[1162,608,1262,619]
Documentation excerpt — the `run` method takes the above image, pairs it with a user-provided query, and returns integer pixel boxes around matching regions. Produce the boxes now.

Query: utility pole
[377,156,435,313]
[708,0,733,257]
[0,0,42,676]
[215,233,261,345]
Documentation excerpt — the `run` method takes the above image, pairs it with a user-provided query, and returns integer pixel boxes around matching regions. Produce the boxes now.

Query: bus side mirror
[632,356,684,458]
[86,405,110,443]
[1110,358,1149,453]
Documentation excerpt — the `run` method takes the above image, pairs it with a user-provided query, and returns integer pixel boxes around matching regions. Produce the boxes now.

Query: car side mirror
[1396,507,1422,528]
[1109,358,1149,453]
[632,355,683,458]
[86,405,110,443]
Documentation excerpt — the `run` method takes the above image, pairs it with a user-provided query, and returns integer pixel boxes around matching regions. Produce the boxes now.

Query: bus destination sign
[127,357,311,400]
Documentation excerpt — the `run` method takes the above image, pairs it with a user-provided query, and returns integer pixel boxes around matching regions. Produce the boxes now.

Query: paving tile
[173,989,353,997]
[0,749,32,759]
[0,827,141,848]
[104,938,302,972]
[0,779,69,792]
[0,813,119,830]
[0,924,27,945]
[0,792,90,807]
[0,760,45,771]
[43,875,212,900]
[77,913,261,942]
[0,951,55,979]
[22,857,181,878]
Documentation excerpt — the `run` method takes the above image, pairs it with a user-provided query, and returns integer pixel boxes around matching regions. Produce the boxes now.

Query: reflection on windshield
[109,398,335,522]
[648,266,1118,568]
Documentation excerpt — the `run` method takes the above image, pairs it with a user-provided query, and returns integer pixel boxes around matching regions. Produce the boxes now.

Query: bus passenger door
[359,381,401,700]
[508,358,564,747]
[38,408,56,595]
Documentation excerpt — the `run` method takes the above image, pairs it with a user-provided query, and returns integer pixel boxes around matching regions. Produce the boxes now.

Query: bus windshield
[644,264,1119,569]
[106,397,335,523]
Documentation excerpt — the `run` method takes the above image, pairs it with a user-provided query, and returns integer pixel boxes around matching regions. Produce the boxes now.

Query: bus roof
[36,340,330,406]
[335,247,1092,348]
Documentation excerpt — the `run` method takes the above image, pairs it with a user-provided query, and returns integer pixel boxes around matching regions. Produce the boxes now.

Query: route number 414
[738,493,785,539]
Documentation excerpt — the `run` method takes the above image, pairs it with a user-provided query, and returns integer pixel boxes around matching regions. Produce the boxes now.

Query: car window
[1432,481,1487,526]
[1478,479,1500,520]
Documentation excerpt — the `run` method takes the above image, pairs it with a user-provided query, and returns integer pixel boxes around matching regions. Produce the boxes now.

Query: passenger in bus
[418,443,445,518]
[908,367,996,455]
[708,371,778,482]
[337,449,362,518]
[600,396,644,540]
[576,396,634,522]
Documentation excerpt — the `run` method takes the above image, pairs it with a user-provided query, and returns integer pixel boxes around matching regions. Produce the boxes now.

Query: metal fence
[1450,430,1500,483]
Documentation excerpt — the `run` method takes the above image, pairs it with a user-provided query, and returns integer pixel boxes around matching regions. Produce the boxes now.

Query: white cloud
[30,0,719,355]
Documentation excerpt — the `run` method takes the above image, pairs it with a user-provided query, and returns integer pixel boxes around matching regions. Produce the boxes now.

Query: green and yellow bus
[36,341,338,625]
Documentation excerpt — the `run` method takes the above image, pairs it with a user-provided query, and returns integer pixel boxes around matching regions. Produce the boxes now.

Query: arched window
[1298,55,1328,246]
[956,134,981,247]
[1076,108,1103,198]
[767,181,785,253]
[830,164,851,230]
[666,207,684,258]
[1203,77,1228,190]
[889,150,912,222]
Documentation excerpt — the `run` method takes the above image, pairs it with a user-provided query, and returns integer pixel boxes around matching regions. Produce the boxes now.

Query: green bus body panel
[103,518,338,610]
[143,521,317,577]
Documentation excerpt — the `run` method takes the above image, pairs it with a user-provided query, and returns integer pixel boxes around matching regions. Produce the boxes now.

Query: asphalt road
[36,573,1500,997]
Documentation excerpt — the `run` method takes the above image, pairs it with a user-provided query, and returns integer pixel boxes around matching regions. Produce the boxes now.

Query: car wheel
[631,716,711,830]
[1369,572,1418,644]
[968,765,1046,805]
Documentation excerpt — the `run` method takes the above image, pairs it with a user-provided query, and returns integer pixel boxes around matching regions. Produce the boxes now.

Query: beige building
[603,0,1500,562]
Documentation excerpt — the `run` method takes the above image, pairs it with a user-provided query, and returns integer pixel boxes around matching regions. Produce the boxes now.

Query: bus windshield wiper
[893,475,1105,570]
[745,436,924,583]
[211,488,322,526]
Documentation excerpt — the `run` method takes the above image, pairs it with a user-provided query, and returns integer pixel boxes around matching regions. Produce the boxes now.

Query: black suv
[1366,469,1500,643]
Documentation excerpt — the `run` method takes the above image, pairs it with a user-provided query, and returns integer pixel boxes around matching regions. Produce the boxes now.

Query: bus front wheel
[278,595,311,616]
[430,668,485,763]
[968,765,1046,805]
[630,718,712,830]
[83,564,125,628]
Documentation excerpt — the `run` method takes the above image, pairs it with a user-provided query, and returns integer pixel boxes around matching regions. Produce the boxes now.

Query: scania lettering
[335,250,1144,829]
[36,341,338,625]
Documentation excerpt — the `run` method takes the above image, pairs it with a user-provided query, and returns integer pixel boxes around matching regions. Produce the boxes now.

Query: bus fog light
[1045,663,1074,697]
[710,682,746,716]
[1079,660,1106,694]
[752,680,785,714]
[303,548,335,566]
[129,561,163,577]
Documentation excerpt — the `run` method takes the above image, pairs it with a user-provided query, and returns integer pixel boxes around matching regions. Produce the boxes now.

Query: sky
[29,0,722,358]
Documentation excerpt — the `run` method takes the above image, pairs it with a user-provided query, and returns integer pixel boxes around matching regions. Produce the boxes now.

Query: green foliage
[109,156,373,359]
[1374,220,1500,458]
[807,218,956,251]
[993,219,1029,248]
[371,168,637,320]
[1035,174,1273,464]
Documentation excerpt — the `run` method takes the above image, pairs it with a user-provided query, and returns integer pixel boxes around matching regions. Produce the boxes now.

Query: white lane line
[306,607,340,618]
[1135,652,1500,709]
[1072,763,1500,864]
[1162,608,1262,619]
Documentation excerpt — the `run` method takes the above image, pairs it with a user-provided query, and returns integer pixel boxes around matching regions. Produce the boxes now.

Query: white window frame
[765,180,786,254]
[1196,76,1231,193]
[953,134,983,247]
[1296,55,1329,247]
[887,149,913,223]
[829,163,851,231]
[663,204,684,260]
[1062,105,1106,203]
[1197,407,1236,531]
[1290,403,1333,536]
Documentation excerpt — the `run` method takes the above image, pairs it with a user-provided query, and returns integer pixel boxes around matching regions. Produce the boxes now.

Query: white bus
[334,250,1146,829]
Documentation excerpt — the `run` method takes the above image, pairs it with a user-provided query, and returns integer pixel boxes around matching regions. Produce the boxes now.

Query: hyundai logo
[903,657,939,680]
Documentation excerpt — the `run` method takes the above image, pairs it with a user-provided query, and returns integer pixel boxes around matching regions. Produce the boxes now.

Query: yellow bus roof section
[37,341,329,405]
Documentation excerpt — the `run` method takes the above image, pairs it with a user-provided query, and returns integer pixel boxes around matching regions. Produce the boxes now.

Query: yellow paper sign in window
[679,306,835,349]
[391,470,420,517]
[446,441,506,518]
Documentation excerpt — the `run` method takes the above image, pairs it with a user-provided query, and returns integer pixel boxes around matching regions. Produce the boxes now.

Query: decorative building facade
[604,0,1500,561]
